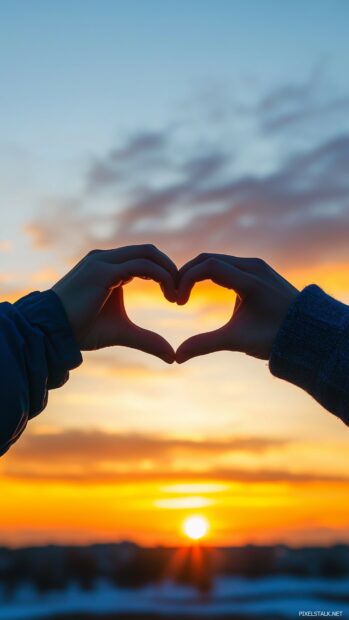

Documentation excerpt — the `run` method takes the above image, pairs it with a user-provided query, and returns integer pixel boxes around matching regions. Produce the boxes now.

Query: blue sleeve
[0,290,82,455]
[269,285,349,426]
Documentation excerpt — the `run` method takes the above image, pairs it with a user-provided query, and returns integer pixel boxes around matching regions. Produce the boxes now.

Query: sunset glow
[0,0,349,553]
[183,516,209,541]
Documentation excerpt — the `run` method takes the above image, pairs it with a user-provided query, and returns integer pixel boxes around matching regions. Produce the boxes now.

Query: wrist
[51,285,81,346]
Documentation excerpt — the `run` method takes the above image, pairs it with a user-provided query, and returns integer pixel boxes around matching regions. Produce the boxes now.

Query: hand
[52,245,177,363]
[176,253,298,363]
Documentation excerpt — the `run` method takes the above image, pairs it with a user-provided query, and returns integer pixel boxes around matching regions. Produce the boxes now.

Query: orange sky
[0,276,348,547]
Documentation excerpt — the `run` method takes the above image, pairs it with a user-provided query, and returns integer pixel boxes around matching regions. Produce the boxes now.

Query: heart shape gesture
[53,246,298,364]
[176,253,298,362]
[53,245,178,363]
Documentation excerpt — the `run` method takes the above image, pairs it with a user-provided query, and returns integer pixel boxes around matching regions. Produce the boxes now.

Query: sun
[183,515,209,541]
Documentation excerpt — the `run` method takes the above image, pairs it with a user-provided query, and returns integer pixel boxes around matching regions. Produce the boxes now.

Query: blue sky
[1,0,349,152]
[1,0,349,305]
[1,0,349,272]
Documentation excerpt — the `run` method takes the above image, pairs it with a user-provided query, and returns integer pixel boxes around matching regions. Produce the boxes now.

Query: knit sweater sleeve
[0,290,82,455]
[269,284,349,426]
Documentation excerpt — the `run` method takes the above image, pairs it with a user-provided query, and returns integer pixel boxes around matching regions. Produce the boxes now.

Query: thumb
[124,323,175,364]
[176,326,227,364]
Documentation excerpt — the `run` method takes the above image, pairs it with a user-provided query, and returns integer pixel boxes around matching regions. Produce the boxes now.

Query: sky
[0,0,349,547]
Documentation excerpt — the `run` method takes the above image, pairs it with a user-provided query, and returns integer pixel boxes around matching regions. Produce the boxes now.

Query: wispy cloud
[3,428,347,486]
[4,465,347,486]
[7,429,288,464]
[255,64,349,133]
[25,72,349,283]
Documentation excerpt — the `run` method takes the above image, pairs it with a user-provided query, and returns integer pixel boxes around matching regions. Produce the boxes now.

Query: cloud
[25,198,89,251]
[3,464,347,486]
[255,64,349,133]
[3,429,348,486]
[87,131,169,192]
[25,72,349,280]
[261,96,349,133]
[80,352,169,379]
[7,429,288,466]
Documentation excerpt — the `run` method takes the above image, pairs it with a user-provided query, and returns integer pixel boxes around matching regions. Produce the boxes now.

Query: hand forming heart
[53,246,298,364]
[176,253,298,362]
[53,245,177,363]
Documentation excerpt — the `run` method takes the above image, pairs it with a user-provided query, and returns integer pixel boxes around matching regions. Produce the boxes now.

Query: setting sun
[183,515,209,541]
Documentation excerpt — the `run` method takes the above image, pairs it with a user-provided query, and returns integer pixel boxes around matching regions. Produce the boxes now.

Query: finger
[179,253,221,277]
[107,259,177,302]
[177,258,254,305]
[176,327,227,363]
[125,323,175,364]
[233,293,243,313]
[92,245,178,281]
[179,253,269,278]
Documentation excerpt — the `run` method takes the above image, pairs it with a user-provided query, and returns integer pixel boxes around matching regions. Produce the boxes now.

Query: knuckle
[146,258,157,269]
[251,257,266,268]
[142,243,157,254]
[206,257,219,269]
[86,249,102,260]
[198,252,210,261]
[131,258,149,275]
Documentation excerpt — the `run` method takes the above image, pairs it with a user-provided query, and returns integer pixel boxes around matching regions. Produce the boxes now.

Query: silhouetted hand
[53,245,177,362]
[176,253,298,363]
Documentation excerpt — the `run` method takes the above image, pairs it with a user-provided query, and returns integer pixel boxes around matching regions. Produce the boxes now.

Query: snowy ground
[1,576,349,619]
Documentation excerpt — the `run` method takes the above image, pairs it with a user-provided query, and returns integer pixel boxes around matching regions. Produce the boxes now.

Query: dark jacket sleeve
[269,284,349,426]
[0,290,82,455]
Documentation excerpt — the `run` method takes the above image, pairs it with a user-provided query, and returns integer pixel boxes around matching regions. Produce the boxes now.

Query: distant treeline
[0,542,348,597]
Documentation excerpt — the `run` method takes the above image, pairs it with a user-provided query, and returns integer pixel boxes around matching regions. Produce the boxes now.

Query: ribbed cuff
[15,290,82,389]
[269,285,349,422]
